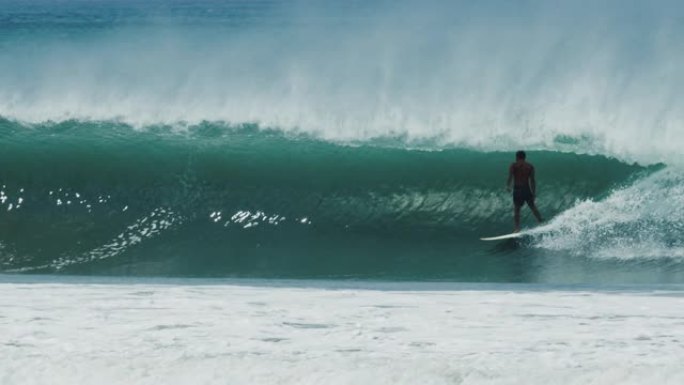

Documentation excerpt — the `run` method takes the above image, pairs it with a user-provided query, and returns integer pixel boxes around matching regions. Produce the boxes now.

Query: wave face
[1,121,681,282]
[1,1,683,282]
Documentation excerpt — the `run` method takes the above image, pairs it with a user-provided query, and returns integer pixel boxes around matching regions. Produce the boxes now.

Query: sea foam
[2,279,684,385]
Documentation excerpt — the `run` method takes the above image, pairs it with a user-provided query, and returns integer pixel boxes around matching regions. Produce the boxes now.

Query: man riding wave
[507,150,543,232]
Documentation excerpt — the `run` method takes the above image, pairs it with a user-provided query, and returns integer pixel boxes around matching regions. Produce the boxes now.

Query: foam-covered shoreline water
[2,278,684,385]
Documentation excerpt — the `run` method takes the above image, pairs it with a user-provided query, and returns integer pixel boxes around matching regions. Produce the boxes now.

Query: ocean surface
[2,1,684,384]
[2,120,682,283]
[1,274,684,385]
[1,0,683,283]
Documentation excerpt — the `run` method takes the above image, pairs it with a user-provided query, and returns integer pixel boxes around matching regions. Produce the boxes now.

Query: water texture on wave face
[1,0,683,283]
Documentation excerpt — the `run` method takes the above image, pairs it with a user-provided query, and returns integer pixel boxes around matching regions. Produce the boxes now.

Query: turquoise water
[0,121,679,283]
[1,0,683,282]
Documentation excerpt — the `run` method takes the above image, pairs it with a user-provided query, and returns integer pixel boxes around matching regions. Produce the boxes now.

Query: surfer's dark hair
[516,150,526,160]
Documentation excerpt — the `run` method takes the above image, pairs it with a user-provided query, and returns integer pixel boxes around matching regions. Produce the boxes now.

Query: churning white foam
[531,168,684,259]
[0,0,683,165]
[2,280,684,385]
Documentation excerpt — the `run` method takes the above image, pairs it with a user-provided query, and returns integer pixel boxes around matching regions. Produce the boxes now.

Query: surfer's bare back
[506,150,543,232]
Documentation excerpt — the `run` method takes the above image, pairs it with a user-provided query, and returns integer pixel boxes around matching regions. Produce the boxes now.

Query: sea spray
[1,0,683,164]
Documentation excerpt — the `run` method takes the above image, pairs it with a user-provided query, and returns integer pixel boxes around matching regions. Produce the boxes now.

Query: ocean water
[1,0,683,281]
[2,275,684,385]
[1,1,684,383]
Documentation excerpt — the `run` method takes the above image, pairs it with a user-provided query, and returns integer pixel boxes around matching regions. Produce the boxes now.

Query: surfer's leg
[513,189,524,232]
[528,202,543,223]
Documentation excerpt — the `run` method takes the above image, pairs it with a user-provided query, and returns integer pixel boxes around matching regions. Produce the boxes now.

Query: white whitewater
[530,168,684,260]
[2,280,683,385]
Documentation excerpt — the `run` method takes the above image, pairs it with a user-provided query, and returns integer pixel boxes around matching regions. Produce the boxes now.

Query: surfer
[507,150,543,232]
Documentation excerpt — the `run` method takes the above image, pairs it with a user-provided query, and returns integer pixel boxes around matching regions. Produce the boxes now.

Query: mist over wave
[1,0,683,164]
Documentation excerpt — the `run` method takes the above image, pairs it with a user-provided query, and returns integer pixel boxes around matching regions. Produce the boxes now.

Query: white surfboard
[480,232,526,241]
[481,223,551,241]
